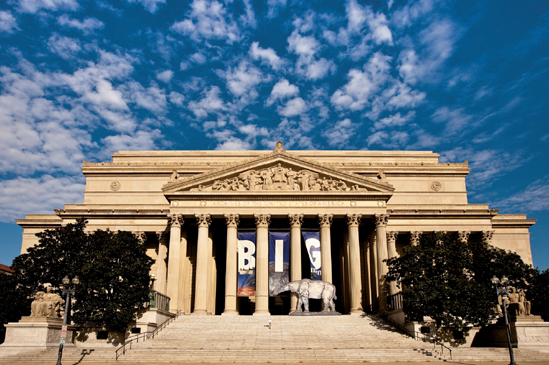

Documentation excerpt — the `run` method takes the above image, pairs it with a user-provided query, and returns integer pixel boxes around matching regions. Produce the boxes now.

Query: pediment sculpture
[189,163,368,192]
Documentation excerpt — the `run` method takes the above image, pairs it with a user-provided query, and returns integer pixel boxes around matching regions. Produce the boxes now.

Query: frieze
[188,200,361,207]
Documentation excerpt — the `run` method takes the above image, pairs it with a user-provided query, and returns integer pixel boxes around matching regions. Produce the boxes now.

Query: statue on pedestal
[29,287,64,318]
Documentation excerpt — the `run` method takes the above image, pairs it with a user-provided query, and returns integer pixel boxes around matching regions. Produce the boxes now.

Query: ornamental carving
[196,214,212,227]
[224,214,240,227]
[430,181,442,192]
[374,213,389,227]
[110,181,121,191]
[188,163,368,192]
[288,214,304,227]
[410,231,422,246]
[318,214,333,227]
[458,230,471,243]
[168,214,184,227]
[254,214,271,227]
[133,231,147,243]
[482,230,494,243]
[387,231,398,242]
[346,213,362,227]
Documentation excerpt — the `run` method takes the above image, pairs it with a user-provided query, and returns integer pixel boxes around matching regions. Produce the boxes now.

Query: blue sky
[0,0,548,270]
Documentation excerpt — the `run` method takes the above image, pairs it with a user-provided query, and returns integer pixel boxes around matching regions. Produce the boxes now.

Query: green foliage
[6,218,154,332]
[385,232,536,328]
[530,269,549,321]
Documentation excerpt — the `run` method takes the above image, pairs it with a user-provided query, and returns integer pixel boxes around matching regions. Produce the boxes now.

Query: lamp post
[56,276,79,365]
[150,274,156,308]
[491,275,517,365]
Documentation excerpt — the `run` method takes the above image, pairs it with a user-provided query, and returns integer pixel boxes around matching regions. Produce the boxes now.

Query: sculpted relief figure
[504,286,532,316]
[30,288,64,318]
[190,165,368,192]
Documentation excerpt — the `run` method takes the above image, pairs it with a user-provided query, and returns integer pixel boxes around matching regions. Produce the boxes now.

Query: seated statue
[507,286,525,316]
[518,289,532,316]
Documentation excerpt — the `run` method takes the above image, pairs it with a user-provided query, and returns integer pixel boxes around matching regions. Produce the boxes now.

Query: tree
[385,232,536,328]
[530,269,549,321]
[6,218,154,332]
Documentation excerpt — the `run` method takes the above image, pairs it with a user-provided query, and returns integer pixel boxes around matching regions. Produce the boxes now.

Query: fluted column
[482,230,494,244]
[156,231,168,295]
[318,214,333,285]
[223,214,240,315]
[410,231,422,246]
[458,231,471,244]
[193,214,212,315]
[374,213,389,312]
[346,214,363,314]
[254,214,271,315]
[167,214,184,312]
[288,214,303,312]
[386,231,398,296]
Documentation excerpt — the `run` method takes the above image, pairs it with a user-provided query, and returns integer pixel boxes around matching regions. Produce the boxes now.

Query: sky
[0,0,548,270]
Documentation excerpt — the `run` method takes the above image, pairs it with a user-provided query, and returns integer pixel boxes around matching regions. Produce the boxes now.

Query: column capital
[134,231,147,244]
[458,230,471,243]
[195,214,212,227]
[374,213,389,227]
[318,213,333,227]
[288,214,304,227]
[168,213,184,228]
[156,231,166,242]
[224,213,240,227]
[254,214,271,227]
[387,231,398,242]
[410,231,422,246]
[346,213,362,227]
[482,230,494,243]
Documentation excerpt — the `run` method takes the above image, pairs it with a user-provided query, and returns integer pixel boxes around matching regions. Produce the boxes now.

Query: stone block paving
[1,315,548,363]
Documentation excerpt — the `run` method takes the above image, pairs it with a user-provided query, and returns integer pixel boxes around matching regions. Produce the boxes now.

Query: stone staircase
[1,315,547,363]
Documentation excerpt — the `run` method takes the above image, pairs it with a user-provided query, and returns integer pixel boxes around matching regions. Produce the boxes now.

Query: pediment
[163,143,394,196]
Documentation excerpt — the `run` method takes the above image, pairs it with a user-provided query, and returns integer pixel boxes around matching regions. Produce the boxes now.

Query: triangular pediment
[163,144,394,196]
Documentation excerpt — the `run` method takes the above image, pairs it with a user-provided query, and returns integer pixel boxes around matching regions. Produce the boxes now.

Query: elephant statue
[272,279,337,314]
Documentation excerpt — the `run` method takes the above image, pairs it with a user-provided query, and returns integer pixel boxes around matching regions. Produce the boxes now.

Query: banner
[302,232,321,280]
[268,232,290,296]
[238,232,256,297]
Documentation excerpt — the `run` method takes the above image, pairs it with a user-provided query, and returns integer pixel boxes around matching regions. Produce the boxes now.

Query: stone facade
[16,143,536,315]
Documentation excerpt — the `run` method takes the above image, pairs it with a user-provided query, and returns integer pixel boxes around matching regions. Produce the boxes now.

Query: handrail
[380,313,452,360]
[115,310,181,360]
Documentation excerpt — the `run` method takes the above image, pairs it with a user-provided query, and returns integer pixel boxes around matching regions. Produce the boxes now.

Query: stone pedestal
[1,317,74,351]
[472,316,549,349]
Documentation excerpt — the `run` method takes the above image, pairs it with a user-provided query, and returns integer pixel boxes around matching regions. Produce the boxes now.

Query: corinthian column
[288,214,303,312]
[410,231,422,246]
[223,214,239,315]
[386,231,398,296]
[193,214,211,315]
[346,213,363,314]
[458,231,471,244]
[156,231,168,295]
[374,214,389,312]
[482,230,494,244]
[254,214,271,315]
[318,214,333,284]
[167,214,184,312]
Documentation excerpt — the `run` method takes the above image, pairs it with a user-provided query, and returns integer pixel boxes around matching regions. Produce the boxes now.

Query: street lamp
[56,276,79,365]
[150,274,156,308]
[491,275,517,365]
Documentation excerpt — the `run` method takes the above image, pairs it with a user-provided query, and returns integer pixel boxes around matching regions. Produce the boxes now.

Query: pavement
[3,362,549,365]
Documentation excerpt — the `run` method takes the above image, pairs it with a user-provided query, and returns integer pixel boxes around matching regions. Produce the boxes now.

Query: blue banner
[302,232,321,280]
[269,232,290,296]
[238,232,256,297]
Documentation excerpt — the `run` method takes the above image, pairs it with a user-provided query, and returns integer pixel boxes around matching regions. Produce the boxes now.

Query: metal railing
[387,292,403,312]
[115,310,181,360]
[147,290,170,311]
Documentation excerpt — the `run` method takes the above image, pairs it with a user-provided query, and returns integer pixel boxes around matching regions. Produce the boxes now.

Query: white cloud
[125,0,166,13]
[101,129,162,154]
[250,42,283,70]
[267,0,286,18]
[122,82,167,114]
[219,61,269,105]
[156,69,173,83]
[57,15,104,34]
[240,0,256,28]
[83,79,127,111]
[266,79,299,106]
[278,97,307,117]
[237,124,269,139]
[0,175,84,222]
[331,52,391,111]
[391,0,433,28]
[0,11,18,34]
[47,34,81,59]
[373,111,415,130]
[496,177,549,212]
[190,52,207,64]
[188,86,227,118]
[168,91,185,106]
[215,136,252,150]
[306,58,336,80]
[366,130,409,148]
[171,0,241,44]
[323,118,357,147]
[432,107,472,135]
[16,0,79,13]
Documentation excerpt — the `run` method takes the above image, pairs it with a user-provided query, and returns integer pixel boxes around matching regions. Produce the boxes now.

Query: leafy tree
[5,218,154,332]
[385,232,536,328]
[530,269,549,321]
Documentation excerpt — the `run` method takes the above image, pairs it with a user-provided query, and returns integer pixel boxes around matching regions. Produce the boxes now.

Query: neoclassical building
[17,142,536,316]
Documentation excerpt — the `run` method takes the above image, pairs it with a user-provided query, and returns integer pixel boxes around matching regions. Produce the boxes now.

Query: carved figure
[30,291,45,317]
[272,279,337,313]
[287,168,297,187]
[272,163,287,183]
[170,170,179,182]
[507,286,526,316]
[30,289,64,318]
[518,289,532,316]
